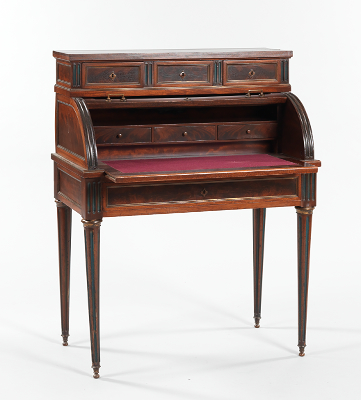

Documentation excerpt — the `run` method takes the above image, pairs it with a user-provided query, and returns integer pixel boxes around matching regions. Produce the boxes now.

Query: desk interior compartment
[89,100,280,151]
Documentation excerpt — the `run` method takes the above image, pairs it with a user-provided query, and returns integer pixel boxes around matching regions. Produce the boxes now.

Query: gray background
[1,1,359,398]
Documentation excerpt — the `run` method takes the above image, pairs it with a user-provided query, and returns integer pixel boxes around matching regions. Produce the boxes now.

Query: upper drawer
[95,126,151,144]
[218,122,278,140]
[154,61,213,87]
[154,124,216,142]
[224,60,279,85]
[83,62,144,88]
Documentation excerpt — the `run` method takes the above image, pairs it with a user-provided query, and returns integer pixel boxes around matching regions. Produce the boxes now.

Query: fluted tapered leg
[56,200,72,346]
[296,207,314,357]
[253,208,266,328]
[82,219,102,379]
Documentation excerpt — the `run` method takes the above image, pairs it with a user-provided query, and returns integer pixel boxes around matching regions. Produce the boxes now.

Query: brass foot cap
[298,345,306,356]
[62,342,68,346]
[254,324,260,328]
[93,372,100,379]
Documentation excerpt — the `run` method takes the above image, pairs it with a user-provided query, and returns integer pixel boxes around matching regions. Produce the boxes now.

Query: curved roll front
[281,92,314,160]
[73,98,98,170]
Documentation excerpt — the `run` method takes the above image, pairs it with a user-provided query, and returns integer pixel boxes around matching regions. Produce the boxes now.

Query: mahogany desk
[52,49,320,378]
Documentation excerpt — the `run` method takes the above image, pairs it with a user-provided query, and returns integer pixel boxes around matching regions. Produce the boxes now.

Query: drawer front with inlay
[154,125,216,142]
[83,62,144,87]
[107,177,298,207]
[154,61,213,86]
[224,61,279,85]
[95,126,151,144]
[218,122,278,140]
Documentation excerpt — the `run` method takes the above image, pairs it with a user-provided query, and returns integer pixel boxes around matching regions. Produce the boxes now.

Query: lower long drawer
[106,176,298,207]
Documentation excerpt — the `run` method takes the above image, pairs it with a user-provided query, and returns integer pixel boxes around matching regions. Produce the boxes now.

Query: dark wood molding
[295,206,314,356]
[82,219,102,378]
[56,200,72,346]
[52,48,319,378]
[53,48,293,62]
[253,208,266,328]
[283,93,314,160]
[73,98,98,170]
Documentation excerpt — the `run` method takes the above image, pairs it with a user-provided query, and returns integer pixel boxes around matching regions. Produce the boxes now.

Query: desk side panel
[55,94,88,168]
[54,161,104,219]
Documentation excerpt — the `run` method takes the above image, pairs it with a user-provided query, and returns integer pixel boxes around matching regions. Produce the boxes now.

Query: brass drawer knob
[246,129,251,134]
[182,131,188,137]
[179,71,186,78]
[117,133,122,138]
[109,72,117,80]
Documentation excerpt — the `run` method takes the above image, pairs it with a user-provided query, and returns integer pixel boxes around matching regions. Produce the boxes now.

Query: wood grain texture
[56,201,72,346]
[55,84,292,98]
[95,126,152,145]
[103,162,316,185]
[280,93,314,160]
[106,177,298,207]
[57,61,71,87]
[154,61,213,86]
[253,208,266,328]
[224,61,279,85]
[154,124,216,142]
[56,95,86,163]
[296,207,314,356]
[218,122,277,140]
[83,219,102,379]
[58,168,82,209]
[52,48,320,378]
[73,98,98,169]
[53,48,293,62]
[83,62,144,88]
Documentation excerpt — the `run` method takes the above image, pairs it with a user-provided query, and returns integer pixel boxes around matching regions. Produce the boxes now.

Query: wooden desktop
[52,49,320,378]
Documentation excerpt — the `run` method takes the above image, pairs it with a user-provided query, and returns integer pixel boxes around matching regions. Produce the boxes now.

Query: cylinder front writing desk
[52,49,320,378]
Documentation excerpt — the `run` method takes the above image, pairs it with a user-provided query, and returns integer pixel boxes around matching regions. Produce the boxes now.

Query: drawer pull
[246,90,264,97]
[248,69,255,78]
[182,131,188,137]
[200,188,208,197]
[179,71,186,78]
[106,94,127,102]
[109,72,117,80]
[246,129,251,134]
[117,134,122,138]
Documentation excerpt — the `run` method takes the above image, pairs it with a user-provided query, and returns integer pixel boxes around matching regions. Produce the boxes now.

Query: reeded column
[253,208,266,328]
[295,206,314,357]
[56,200,72,346]
[82,219,102,379]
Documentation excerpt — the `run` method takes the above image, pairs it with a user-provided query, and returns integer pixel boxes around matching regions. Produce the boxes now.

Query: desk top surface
[53,48,293,61]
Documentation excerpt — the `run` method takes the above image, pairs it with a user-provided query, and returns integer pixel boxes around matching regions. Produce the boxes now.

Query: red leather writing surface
[103,154,296,174]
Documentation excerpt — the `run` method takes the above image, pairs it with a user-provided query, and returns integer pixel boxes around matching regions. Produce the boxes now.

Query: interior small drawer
[224,61,279,85]
[83,62,144,87]
[218,122,278,140]
[95,126,151,144]
[154,125,216,142]
[154,61,213,86]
